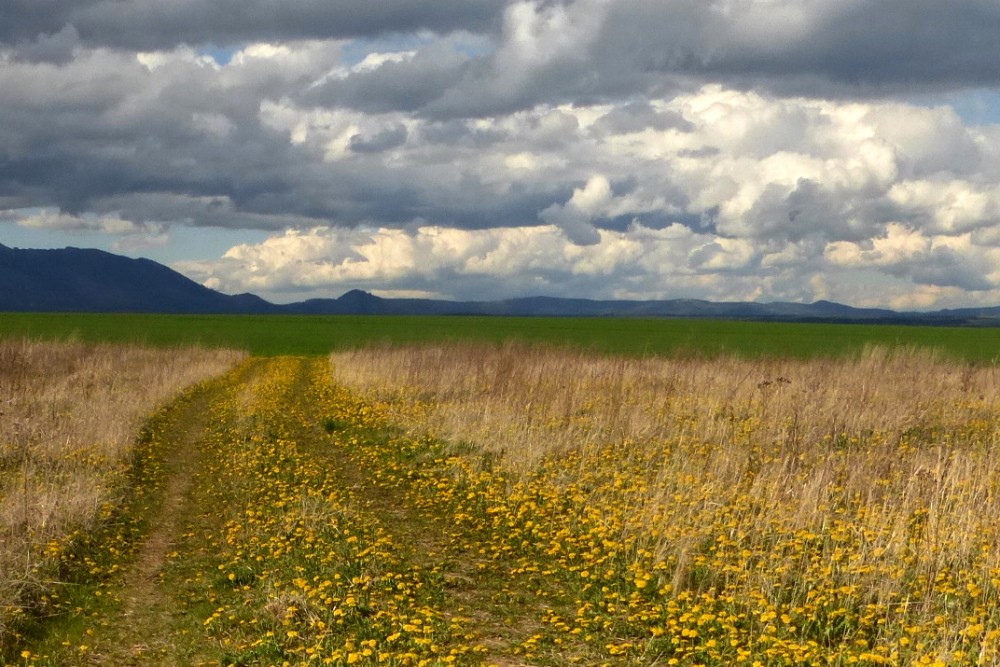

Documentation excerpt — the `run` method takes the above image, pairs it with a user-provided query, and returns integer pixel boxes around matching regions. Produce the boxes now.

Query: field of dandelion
[4,324,1000,665]
[0,340,244,655]
[330,343,1000,665]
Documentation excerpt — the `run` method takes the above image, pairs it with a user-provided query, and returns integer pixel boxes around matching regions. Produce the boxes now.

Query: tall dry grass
[331,342,1000,470]
[0,339,244,635]
[331,342,1000,629]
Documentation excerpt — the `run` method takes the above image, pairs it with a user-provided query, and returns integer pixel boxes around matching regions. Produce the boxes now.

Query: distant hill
[3,244,1000,324]
[0,244,277,313]
[285,289,1000,324]
[281,290,908,320]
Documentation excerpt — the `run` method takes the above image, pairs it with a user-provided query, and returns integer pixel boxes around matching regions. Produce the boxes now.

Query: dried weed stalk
[331,342,1000,605]
[0,339,243,634]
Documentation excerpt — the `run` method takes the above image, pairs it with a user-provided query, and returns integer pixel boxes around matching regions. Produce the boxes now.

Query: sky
[4,2,1000,309]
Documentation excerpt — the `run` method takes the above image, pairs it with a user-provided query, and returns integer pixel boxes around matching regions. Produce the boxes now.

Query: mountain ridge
[0,244,279,314]
[3,244,1000,324]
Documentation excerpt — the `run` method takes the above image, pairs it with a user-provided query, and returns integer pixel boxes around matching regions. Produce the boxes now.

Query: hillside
[286,289,1000,324]
[0,244,276,313]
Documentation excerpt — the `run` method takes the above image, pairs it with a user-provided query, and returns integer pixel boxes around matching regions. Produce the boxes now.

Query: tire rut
[83,379,229,667]
[46,358,560,666]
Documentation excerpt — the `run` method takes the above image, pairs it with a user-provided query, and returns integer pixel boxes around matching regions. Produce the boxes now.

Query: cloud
[176,223,767,302]
[301,42,473,114]
[112,233,170,252]
[824,224,998,292]
[9,207,155,235]
[11,24,80,64]
[888,180,1000,233]
[287,0,1000,118]
[6,1,1000,108]
[3,206,171,252]
[592,101,694,135]
[4,1,1000,309]
[177,221,1000,309]
[0,0,505,50]
[349,124,409,154]
[539,175,611,245]
[7,57,1000,307]
[595,0,1000,98]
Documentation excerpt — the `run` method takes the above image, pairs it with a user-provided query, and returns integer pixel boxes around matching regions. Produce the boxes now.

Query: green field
[1,311,998,361]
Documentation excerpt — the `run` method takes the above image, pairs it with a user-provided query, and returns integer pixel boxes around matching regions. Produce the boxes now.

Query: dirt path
[29,357,573,666]
[295,359,559,666]
[302,426,541,667]
[83,384,223,667]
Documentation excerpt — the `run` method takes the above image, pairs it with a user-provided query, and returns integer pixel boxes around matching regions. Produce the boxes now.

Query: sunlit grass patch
[0,340,243,661]
[180,358,489,666]
[330,342,1000,665]
[11,341,1000,665]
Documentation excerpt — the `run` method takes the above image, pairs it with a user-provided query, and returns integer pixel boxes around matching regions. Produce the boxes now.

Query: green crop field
[0,311,998,361]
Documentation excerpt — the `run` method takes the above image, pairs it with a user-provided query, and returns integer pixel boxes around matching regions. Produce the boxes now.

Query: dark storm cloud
[8,1,1000,124]
[769,0,1000,89]
[0,0,506,50]
[0,47,353,225]
[597,0,1000,97]
[904,247,994,291]
[11,24,80,64]
[348,125,409,153]
[419,119,509,148]
[403,0,1000,118]
[592,101,694,135]
[0,0,103,44]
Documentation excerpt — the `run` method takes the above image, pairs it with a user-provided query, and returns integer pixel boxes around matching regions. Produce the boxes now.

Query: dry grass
[0,339,244,635]
[331,342,1000,647]
[331,342,1000,469]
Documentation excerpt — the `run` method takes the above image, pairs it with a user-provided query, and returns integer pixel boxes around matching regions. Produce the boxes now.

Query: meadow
[330,342,1000,665]
[4,320,1000,665]
[1,311,1000,360]
[0,340,244,654]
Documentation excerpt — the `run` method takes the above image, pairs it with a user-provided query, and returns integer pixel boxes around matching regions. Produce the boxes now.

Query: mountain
[0,244,278,313]
[282,290,1000,323]
[2,244,1000,324]
[282,291,904,320]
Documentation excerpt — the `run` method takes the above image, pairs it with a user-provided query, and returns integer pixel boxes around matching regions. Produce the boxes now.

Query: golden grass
[331,342,1000,661]
[0,339,244,636]
[331,342,1000,468]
